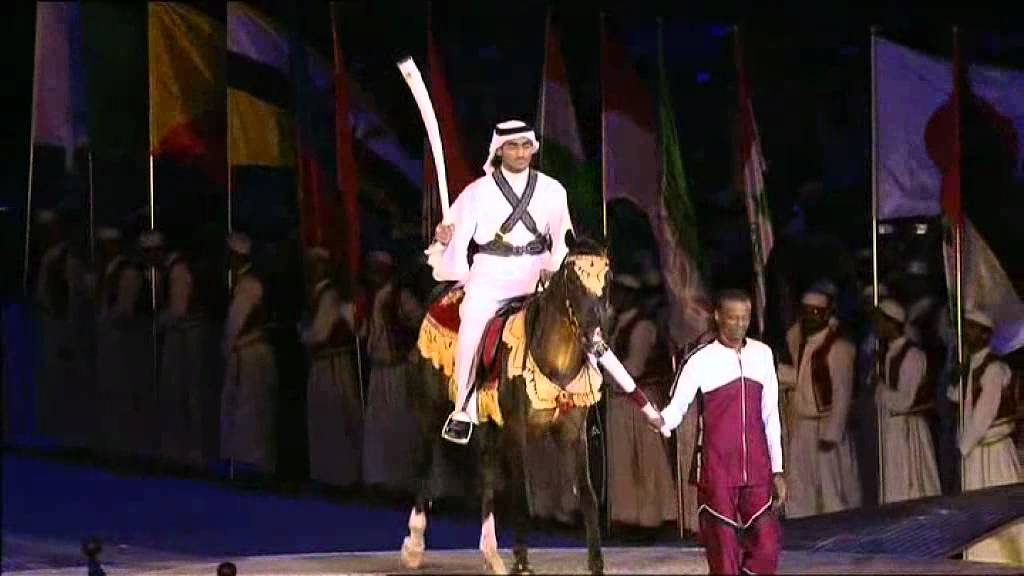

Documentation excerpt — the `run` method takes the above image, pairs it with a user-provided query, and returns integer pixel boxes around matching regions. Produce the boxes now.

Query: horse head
[547,233,611,350]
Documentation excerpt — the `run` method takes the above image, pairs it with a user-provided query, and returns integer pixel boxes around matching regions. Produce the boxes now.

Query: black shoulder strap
[492,169,541,237]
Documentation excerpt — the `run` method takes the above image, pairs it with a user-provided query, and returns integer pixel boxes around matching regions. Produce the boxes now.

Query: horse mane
[565,234,606,258]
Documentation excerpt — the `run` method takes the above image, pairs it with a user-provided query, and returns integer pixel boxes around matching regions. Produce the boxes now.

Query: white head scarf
[483,120,540,175]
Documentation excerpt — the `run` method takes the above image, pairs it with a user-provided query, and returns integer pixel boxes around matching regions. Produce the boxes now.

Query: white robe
[949,348,1024,565]
[606,309,677,527]
[779,321,862,518]
[302,281,362,487]
[875,337,941,503]
[362,282,423,492]
[433,167,573,422]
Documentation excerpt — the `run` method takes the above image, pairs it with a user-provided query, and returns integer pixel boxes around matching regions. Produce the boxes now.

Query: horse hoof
[511,559,534,575]
[401,536,424,569]
[481,545,507,574]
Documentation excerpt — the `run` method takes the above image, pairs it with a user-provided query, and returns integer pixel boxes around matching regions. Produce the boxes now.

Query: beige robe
[34,243,91,448]
[220,269,277,471]
[606,309,678,527]
[779,320,862,518]
[949,348,1023,565]
[156,260,209,468]
[875,337,940,503]
[302,281,362,487]
[362,282,423,492]
[95,256,152,457]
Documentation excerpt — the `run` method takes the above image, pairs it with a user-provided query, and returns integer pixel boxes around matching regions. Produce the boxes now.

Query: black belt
[477,234,551,257]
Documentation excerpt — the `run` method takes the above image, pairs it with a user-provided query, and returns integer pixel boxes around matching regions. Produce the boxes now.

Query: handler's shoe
[441,411,473,445]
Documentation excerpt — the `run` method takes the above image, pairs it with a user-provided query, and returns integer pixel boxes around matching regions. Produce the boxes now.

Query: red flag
[423,6,473,235]
[942,32,963,224]
[332,6,360,284]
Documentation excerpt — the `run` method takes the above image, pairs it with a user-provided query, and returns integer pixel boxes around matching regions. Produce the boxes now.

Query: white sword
[397,57,450,278]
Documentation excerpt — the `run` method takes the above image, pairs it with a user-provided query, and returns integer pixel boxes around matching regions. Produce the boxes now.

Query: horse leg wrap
[479,513,507,574]
[401,508,427,569]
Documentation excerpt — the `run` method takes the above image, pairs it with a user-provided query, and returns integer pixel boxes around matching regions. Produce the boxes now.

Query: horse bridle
[559,258,606,348]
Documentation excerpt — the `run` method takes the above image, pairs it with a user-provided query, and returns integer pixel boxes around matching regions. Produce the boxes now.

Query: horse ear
[564,229,577,251]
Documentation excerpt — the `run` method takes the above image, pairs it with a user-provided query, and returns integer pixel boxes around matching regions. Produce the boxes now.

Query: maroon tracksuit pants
[699,483,781,574]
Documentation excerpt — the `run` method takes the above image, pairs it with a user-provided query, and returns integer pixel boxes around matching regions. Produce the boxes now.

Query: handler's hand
[772,473,787,510]
[434,223,454,246]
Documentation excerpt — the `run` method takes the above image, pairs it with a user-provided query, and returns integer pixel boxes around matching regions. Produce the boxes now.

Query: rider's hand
[434,223,454,246]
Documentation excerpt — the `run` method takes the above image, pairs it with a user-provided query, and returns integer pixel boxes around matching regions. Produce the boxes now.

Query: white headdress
[483,120,539,175]
[877,298,906,324]
[965,308,994,329]
[138,230,165,249]
[227,232,251,256]
[96,227,121,241]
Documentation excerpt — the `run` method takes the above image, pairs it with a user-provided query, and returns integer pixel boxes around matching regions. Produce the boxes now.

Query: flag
[422,7,474,239]
[733,28,774,337]
[227,1,296,168]
[148,2,225,180]
[602,23,709,346]
[537,12,601,238]
[33,1,88,169]
[331,7,360,284]
[875,36,1024,221]
[907,33,1024,355]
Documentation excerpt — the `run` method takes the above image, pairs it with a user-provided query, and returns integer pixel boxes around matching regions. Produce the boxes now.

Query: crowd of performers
[15,119,1024,572]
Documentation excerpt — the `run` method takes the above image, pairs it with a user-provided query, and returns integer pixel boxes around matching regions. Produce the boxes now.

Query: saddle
[475,295,533,389]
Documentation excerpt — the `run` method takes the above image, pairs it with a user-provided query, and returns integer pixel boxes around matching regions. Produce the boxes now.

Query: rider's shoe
[441,411,474,445]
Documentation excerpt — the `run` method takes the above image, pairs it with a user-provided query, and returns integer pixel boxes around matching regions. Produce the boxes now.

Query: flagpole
[659,15,687,541]
[88,151,96,264]
[538,9,550,169]
[23,4,43,293]
[331,0,364,411]
[868,26,886,505]
[599,10,611,537]
[733,25,766,339]
[599,12,608,241]
[226,11,234,294]
[951,26,966,499]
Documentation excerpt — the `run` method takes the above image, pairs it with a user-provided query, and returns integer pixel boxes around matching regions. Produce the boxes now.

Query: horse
[402,236,613,575]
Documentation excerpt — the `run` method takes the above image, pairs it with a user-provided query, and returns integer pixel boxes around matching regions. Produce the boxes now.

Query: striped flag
[32,1,88,170]
[733,28,774,337]
[537,12,600,238]
[602,22,709,347]
[148,2,225,180]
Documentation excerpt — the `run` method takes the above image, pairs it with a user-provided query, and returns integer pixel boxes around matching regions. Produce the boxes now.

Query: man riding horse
[430,119,664,444]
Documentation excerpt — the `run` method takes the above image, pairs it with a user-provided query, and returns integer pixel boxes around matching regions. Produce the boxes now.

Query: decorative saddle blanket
[416,287,602,426]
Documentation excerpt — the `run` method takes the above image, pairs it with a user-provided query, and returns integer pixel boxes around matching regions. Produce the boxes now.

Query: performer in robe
[873,299,940,503]
[157,250,210,468]
[606,273,677,529]
[362,250,423,493]
[95,225,144,457]
[777,285,861,518]
[948,309,1023,565]
[33,209,89,448]
[853,282,887,505]
[134,229,166,459]
[659,289,785,575]
[302,247,362,488]
[220,232,277,473]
